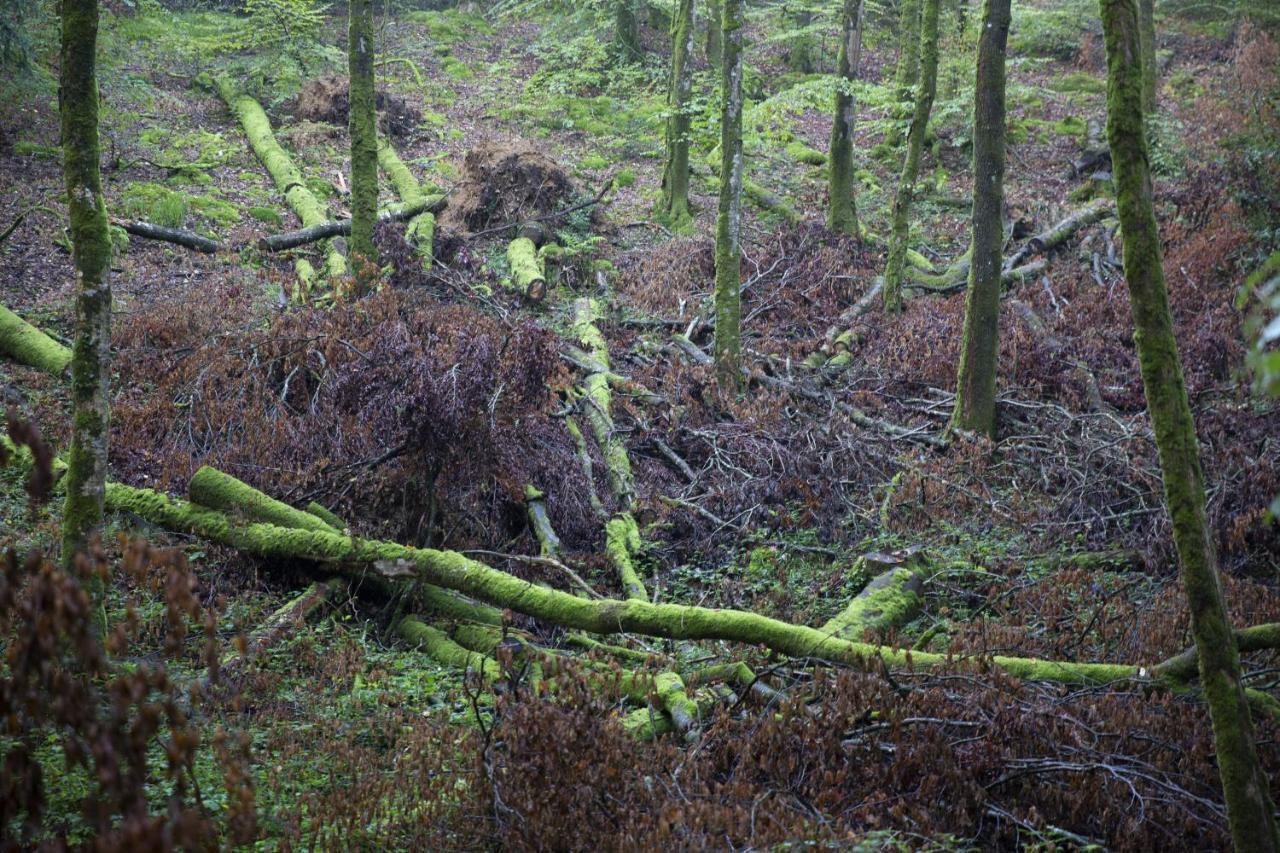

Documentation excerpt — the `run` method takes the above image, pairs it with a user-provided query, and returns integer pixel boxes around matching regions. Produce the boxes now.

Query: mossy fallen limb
[820,561,924,640]
[396,614,502,682]
[377,137,436,264]
[506,236,546,301]
[213,75,346,285]
[0,304,71,375]
[102,481,1151,687]
[305,500,346,531]
[525,484,562,557]
[189,465,337,534]
[218,579,340,680]
[606,512,648,601]
[571,299,634,508]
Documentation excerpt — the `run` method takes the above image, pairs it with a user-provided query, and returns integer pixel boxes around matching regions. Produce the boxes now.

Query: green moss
[786,140,827,166]
[0,304,72,374]
[247,206,282,227]
[613,167,636,188]
[1048,71,1108,95]
[15,140,60,159]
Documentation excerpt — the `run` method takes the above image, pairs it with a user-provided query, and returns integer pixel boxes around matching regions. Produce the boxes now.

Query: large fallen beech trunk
[103,480,1166,686]
[0,304,71,375]
[377,138,437,264]
[112,219,221,254]
[258,197,445,252]
[213,75,346,285]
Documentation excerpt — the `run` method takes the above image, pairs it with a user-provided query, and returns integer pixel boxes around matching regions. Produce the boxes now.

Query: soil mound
[437,139,577,234]
[293,75,421,138]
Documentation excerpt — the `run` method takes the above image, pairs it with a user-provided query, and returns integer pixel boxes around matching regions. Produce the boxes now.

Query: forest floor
[1,0,1278,847]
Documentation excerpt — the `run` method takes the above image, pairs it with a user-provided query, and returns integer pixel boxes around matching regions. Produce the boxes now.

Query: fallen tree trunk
[1004,199,1115,272]
[0,304,71,375]
[506,236,546,301]
[377,138,438,264]
[102,480,1157,685]
[258,197,445,252]
[218,579,339,681]
[819,552,925,640]
[213,75,346,286]
[112,219,222,254]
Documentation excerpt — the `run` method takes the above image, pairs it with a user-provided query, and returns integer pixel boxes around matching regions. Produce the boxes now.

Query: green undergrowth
[116,181,239,235]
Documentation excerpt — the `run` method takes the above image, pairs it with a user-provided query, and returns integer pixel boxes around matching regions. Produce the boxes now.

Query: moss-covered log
[507,236,547,301]
[820,561,924,641]
[377,138,436,264]
[0,304,72,375]
[1101,0,1278,846]
[571,299,635,508]
[213,75,346,286]
[104,481,1167,687]
[218,579,339,680]
[396,614,502,682]
[305,500,346,531]
[259,198,444,252]
[525,485,563,557]
[188,465,339,534]
[882,0,940,313]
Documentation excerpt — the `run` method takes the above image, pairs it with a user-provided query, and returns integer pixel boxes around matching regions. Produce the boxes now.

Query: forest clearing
[1,0,1279,847]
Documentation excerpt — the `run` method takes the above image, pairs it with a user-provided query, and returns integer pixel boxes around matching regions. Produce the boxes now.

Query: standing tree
[616,0,640,60]
[705,0,722,66]
[714,0,744,393]
[1101,0,1279,848]
[1138,0,1157,114]
[659,0,697,229]
[348,0,378,295]
[882,0,940,312]
[950,0,1011,437]
[60,0,112,634]
[883,0,921,148]
[828,0,865,236]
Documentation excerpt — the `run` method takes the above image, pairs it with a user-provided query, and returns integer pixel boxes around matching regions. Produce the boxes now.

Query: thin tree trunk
[895,0,922,96]
[705,0,722,66]
[660,0,696,229]
[882,0,941,312]
[348,0,378,294]
[828,0,864,236]
[615,0,640,61]
[785,3,815,73]
[1138,0,1156,114]
[950,0,1010,437]
[60,0,112,634]
[1100,0,1279,848]
[714,0,744,393]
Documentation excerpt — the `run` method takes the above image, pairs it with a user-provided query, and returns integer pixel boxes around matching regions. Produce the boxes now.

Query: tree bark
[1138,0,1156,115]
[506,236,546,300]
[112,219,221,253]
[348,0,378,294]
[705,0,722,66]
[885,0,922,148]
[60,0,112,634]
[882,0,941,312]
[1100,0,1278,847]
[615,0,640,61]
[659,0,696,229]
[951,0,1010,438]
[827,0,863,236]
[714,0,745,393]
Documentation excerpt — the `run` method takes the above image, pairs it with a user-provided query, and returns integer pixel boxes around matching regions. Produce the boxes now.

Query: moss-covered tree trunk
[882,0,940,313]
[1100,0,1279,848]
[784,3,815,73]
[659,0,696,229]
[827,0,864,236]
[348,0,378,295]
[950,0,1010,437]
[615,0,640,61]
[705,0,722,66]
[60,0,112,633]
[714,0,744,393]
[884,0,922,149]
[1138,0,1156,114]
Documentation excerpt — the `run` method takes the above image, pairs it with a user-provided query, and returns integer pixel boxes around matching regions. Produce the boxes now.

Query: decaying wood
[112,219,221,254]
[259,197,445,252]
